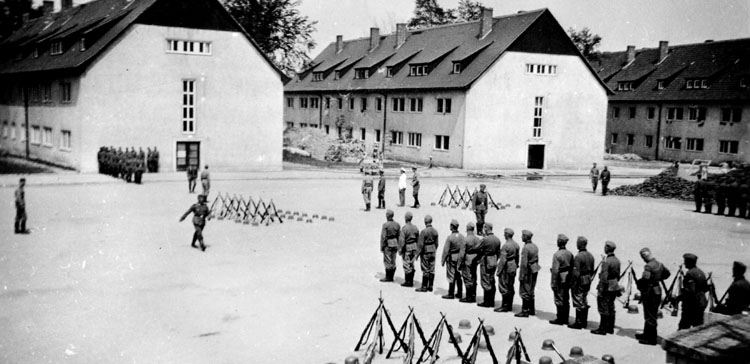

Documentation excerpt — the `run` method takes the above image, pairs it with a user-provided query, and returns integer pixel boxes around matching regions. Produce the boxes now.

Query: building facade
[0,0,284,172]
[284,8,609,169]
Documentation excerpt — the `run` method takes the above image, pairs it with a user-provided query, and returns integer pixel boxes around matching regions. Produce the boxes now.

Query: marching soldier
[411,166,421,208]
[379,209,401,283]
[677,253,708,330]
[515,230,540,317]
[495,228,519,312]
[377,170,386,209]
[569,236,596,329]
[415,215,439,292]
[590,163,600,193]
[362,169,374,211]
[591,241,621,335]
[549,234,574,326]
[179,193,210,251]
[14,178,29,234]
[599,166,611,196]
[398,212,420,287]
[636,248,671,345]
[472,184,489,235]
[459,222,481,303]
[441,219,465,300]
[475,223,501,308]
[714,261,750,315]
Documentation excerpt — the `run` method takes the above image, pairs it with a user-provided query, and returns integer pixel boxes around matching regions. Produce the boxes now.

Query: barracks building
[0,0,284,172]
[594,38,750,163]
[284,8,610,169]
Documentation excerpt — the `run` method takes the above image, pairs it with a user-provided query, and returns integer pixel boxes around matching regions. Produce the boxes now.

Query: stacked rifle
[435,185,512,210]
[208,193,284,226]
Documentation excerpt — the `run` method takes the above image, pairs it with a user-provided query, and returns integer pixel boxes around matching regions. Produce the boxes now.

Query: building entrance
[527,144,545,169]
[176,142,200,171]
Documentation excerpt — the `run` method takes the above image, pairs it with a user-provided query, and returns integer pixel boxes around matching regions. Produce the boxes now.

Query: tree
[224,0,317,76]
[0,0,42,42]
[407,0,487,30]
[456,0,483,22]
[567,27,602,62]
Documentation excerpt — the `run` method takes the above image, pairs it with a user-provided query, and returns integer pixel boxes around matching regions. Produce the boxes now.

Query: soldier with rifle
[441,219,464,300]
[677,253,708,330]
[713,261,750,315]
[398,212,419,287]
[591,241,620,335]
[379,209,401,283]
[459,222,481,303]
[515,230,540,317]
[635,248,671,345]
[495,228,519,312]
[568,236,596,329]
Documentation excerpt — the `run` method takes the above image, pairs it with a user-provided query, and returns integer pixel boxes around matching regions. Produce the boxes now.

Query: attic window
[167,39,212,55]
[312,72,324,81]
[741,78,747,88]
[452,62,461,74]
[50,42,63,55]
[32,48,39,58]
[657,81,665,90]
[409,64,428,77]
[354,68,369,79]
[686,79,708,89]
[617,82,633,91]
[334,71,342,80]
[79,38,86,52]
[385,67,394,78]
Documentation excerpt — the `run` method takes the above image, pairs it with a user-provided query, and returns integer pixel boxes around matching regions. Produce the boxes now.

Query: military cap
[404,211,413,220]
[379,170,384,175]
[466,222,476,231]
[480,183,486,188]
[424,215,433,223]
[522,229,533,238]
[386,209,394,217]
[734,261,747,274]
[683,253,698,265]
[19,178,26,182]
[504,227,514,235]
[450,219,459,227]
[639,247,651,255]
[412,166,417,170]
[197,193,207,199]
[604,240,616,250]
[484,222,493,230]
[557,234,569,242]
[577,236,588,244]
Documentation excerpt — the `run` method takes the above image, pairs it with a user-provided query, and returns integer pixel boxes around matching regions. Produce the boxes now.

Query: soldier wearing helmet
[179,193,210,251]
[415,215,438,292]
[459,222,481,303]
[379,209,401,282]
[398,212,420,287]
[441,219,464,299]
[591,241,620,335]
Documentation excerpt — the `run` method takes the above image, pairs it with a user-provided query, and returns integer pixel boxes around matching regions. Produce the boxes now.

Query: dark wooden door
[527,144,545,169]
[176,142,199,171]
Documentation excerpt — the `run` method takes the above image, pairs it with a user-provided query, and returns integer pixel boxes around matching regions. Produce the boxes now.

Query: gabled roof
[592,38,750,102]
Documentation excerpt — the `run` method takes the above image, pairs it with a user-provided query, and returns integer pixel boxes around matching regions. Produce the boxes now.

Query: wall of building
[463,51,608,169]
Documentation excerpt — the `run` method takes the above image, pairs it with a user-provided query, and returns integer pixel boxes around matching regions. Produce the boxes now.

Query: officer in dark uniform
[549,234,574,325]
[495,228,519,312]
[441,219,464,299]
[702,182,714,214]
[715,180,726,215]
[599,166,611,196]
[362,169,374,211]
[179,193,210,251]
[151,147,160,173]
[475,223,501,308]
[399,212,420,287]
[411,166,421,208]
[636,248,671,345]
[472,184,489,235]
[415,215,438,292]
[14,178,29,234]
[569,236,596,329]
[379,209,401,282]
[515,230,540,317]
[714,261,750,315]
[459,222,481,303]
[677,253,708,330]
[693,180,703,213]
[377,170,386,209]
[591,241,621,335]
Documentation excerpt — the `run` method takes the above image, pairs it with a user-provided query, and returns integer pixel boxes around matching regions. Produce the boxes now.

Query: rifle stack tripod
[434,185,516,210]
[208,193,334,225]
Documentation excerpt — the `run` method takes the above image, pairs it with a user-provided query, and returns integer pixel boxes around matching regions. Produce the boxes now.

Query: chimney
[62,0,74,11]
[659,41,669,63]
[396,23,407,49]
[626,45,635,64]
[42,1,54,15]
[335,35,343,54]
[369,27,380,51]
[478,7,493,38]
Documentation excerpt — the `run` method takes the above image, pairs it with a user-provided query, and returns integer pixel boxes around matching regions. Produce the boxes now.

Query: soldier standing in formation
[677,253,708,330]
[441,219,464,299]
[398,168,407,207]
[590,163,600,193]
[475,223,501,308]
[411,166,421,208]
[361,169,374,211]
[693,180,703,212]
[415,215,438,292]
[398,212,420,287]
[591,241,621,335]
[549,234,574,325]
[515,230,539,317]
[376,170,386,209]
[187,165,198,193]
[495,228,519,312]
[714,261,750,315]
[569,236,595,329]
[702,182,714,213]
[459,222,481,303]
[472,184,488,235]
[636,247,671,345]
[599,166,611,196]
[14,178,29,234]
[200,165,210,195]
[179,193,210,251]
[379,209,401,283]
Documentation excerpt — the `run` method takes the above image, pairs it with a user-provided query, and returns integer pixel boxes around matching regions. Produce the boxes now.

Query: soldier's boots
[590,315,610,335]
[442,283,455,299]
[568,308,589,329]
[495,295,513,312]
[380,269,395,282]
[477,290,494,308]
[459,287,475,303]
[514,301,531,317]
[455,280,463,299]
[636,326,658,345]
[365,203,371,211]
[529,299,536,315]
[199,240,206,252]
[415,275,430,292]
[401,272,414,287]
[549,306,570,325]
[427,274,434,291]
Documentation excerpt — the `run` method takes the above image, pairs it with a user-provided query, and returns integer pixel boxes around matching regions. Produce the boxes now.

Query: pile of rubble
[283,127,366,162]
[610,168,695,201]
[604,153,644,161]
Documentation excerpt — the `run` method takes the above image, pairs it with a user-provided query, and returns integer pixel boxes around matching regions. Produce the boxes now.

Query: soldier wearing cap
[376,170,386,209]
[714,261,750,315]
[14,178,29,234]
[361,169,374,211]
[495,227,519,312]
[591,241,621,335]
[379,209,401,282]
[599,166,611,196]
[515,230,539,317]
[441,219,465,299]
[677,253,708,330]
[398,212,420,287]
[200,165,211,196]
[635,247,671,345]
[702,181,714,214]
[398,168,407,207]
[411,166,421,208]
[568,236,596,329]
[459,222,481,303]
[474,223,502,308]
[179,193,210,251]
[415,215,438,292]
[471,184,489,235]
[590,163,600,193]
[549,234,574,325]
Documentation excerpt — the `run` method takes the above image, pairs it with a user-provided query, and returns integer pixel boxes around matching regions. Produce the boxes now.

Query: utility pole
[23,85,30,160]
[381,93,387,162]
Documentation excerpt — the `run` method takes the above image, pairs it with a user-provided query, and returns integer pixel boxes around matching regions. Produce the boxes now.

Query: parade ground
[1,165,747,364]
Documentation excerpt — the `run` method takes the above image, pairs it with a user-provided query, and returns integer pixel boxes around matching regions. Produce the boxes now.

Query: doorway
[527,144,545,169]
[176,142,200,171]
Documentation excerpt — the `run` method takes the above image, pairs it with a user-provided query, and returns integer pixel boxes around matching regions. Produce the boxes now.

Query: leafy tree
[456,0,483,22]
[0,0,42,42]
[224,0,317,76]
[567,27,602,62]
[407,0,487,30]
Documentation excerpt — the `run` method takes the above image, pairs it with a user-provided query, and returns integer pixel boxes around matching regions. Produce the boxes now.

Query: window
[42,127,53,147]
[300,97,308,108]
[286,122,294,128]
[532,96,543,138]
[409,64,428,76]
[30,85,40,102]
[686,138,704,152]
[647,107,656,120]
[360,97,367,112]
[167,40,211,55]
[348,98,355,110]
[392,97,405,112]
[719,140,739,154]
[50,42,63,55]
[60,130,71,150]
[391,131,403,145]
[20,123,26,141]
[79,37,86,52]
[386,67,394,78]
[667,107,683,121]
[686,79,708,89]
[360,128,366,141]
[60,82,71,103]
[436,98,452,114]
[32,48,39,58]
[612,107,620,118]
[354,69,368,79]
[337,97,343,110]
[629,107,636,119]
[409,98,423,112]
[617,82,633,91]
[11,123,16,140]
[526,63,558,75]
[286,97,294,108]
[665,136,682,150]
[300,123,308,128]
[435,135,450,151]
[375,129,381,142]
[312,72,324,81]
[627,134,634,146]
[657,81,665,90]
[688,107,706,121]
[644,135,653,148]
[310,97,319,109]
[31,125,41,145]
[376,97,382,111]
[2,122,7,138]
[42,84,51,102]
[611,133,618,144]
[452,62,461,74]
[182,80,196,133]
[325,97,331,109]
[334,71,342,80]
[310,124,317,128]
[325,125,330,134]
[407,132,422,147]
[337,126,342,138]
[720,108,742,124]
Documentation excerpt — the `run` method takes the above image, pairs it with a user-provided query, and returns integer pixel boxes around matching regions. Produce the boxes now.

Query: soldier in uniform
[187,165,198,193]
[179,193,210,251]
[590,163,600,193]
[415,215,438,292]
[134,157,145,184]
[726,181,739,217]
[591,241,621,335]
[151,147,160,173]
[599,166,611,196]
[714,180,726,215]
[441,219,465,299]
[200,165,210,196]
[739,184,749,218]
[377,170,386,209]
[702,181,714,214]
[459,222,481,303]
[379,209,401,283]
[714,261,750,315]
[14,178,29,234]
[472,184,489,235]
[569,236,596,329]
[411,166,420,208]
[693,180,703,213]
[515,230,539,317]
[635,248,671,345]
[677,253,708,330]
[549,234,574,326]
[97,147,105,173]
[398,212,420,287]
[495,228,519,312]
[362,169,374,211]
[475,223,501,308]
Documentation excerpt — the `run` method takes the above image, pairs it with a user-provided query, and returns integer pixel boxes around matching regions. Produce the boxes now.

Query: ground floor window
[31,125,41,145]
[435,135,449,151]
[360,128,366,141]
[286,122,294,128]
[719,140,739,154]
[325,125,330,134]
[61,130,71,150]
[644,135,653,148]
[11,123,16,139]
[686,138,704,152]
[627,134,634,146]
[42,127,53,147]
[310,124,318,128]
[1,121,7,138]
[391,131,403,145]
[375,129,381,142]
[610,133,618,144]
[407,132,422,147]
[665,136,681,150]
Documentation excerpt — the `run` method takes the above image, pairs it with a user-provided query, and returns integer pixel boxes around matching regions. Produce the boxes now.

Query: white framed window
[392,97,405,112]
[376,97,382,112]
[360,128,366,141]
[667,107,683,121]
[360,97,367,112]
[409,64,428,76]
[644,135,653,148]
[435,135,449,151]
[334,71,342,80]
[2,122,7,138]
[686,79,708,89]
[167,39,211,55]
[337,97,343,110]
[526,63,557,75]
[610,133,618,145]
[286,97,294,108]
[719,140,739,154]
[354,69,368,79]
[657,81,665,90]
[391,131,403,145]
[686,138,704,152]
[50,42,63,55]
[60,82,72,103]
[532,96,543,138]
[60,130,71,150]
[407,132,422,147]
[31,125,41,145]
[300,97,308,108]
[42,127,53,147]
[452,62,461,74]
[688,107,706,121]
[617,82,633,91]
[665,136,682,150]
[741,78,747,88]
[32,48,39,58]
[182,80,196,133]
[409,98,423,113]
[79,37,86,51]
[436,98,451,114]
[42,83,51,102]
[312,72,324,81]
[386,67,394,78]
[310,97,319,109]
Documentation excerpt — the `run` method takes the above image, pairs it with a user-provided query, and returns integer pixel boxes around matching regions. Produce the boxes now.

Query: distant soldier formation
[97,146,159,183]
[693,178,750,217]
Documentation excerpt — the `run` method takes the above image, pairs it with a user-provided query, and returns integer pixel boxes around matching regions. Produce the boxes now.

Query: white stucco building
[284,8,610,169]
[0,0,284,172]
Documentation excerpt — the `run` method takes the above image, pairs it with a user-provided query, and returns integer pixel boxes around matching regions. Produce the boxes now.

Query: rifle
[661,264,684,309]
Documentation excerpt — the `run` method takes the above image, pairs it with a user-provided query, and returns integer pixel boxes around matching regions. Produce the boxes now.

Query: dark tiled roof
[592,38,750,102]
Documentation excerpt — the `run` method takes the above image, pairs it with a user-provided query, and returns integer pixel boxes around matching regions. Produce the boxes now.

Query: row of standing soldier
[693,179,750,217]
[97,146,152,184]
[361,167,421,211]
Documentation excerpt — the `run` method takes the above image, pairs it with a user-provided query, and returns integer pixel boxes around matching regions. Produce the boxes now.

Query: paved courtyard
[1,167,747,364]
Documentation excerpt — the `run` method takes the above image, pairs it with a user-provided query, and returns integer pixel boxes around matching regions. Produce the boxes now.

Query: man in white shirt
[398,168,407,207]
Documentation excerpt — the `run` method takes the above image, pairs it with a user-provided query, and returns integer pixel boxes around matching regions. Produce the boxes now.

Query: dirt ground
[1,171,747,364]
